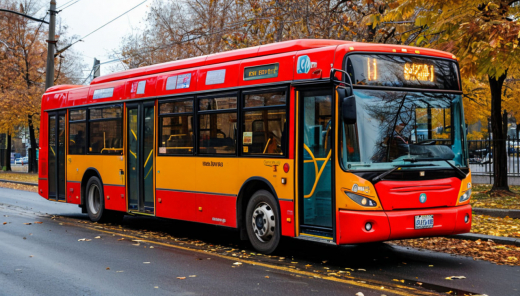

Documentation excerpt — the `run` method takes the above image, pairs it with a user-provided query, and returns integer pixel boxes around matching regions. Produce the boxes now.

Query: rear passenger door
[48,111,66,201]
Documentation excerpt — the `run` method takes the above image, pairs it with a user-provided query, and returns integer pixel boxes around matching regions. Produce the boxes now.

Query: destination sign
[244,63,279,80]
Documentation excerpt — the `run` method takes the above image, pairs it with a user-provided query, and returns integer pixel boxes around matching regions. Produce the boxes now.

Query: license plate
[415,215,434,229]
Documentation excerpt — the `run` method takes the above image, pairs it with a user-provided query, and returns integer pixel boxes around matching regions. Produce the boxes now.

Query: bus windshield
[340,89,467,171]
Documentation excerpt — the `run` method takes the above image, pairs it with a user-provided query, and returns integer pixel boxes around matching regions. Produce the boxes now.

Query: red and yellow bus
[38,39,472,253]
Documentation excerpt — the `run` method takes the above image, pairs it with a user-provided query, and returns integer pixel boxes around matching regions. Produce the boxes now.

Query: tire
[86,176,106,222]
[245,190,280,254]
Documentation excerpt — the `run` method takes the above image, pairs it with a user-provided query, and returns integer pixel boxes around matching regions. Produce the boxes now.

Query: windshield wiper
[372,163,438,183]
[403,157,448,162]
[403,158,467,178]
[372,166,400,183]
[444,160,467,179]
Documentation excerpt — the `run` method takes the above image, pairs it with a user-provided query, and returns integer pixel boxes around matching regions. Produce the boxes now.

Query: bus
[38,39,472,253]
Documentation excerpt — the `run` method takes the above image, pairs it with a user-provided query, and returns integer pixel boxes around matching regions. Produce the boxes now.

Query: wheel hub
[251,202,275,242]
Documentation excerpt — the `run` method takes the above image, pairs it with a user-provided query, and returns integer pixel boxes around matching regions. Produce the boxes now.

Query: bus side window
[88,105,123,154]
[69,109,86,155]
[159,99,194,155]
[198,95,237,155]
[242,91,286,156]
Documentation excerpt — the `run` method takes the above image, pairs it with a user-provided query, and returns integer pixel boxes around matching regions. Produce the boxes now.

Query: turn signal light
[283,163,290,173]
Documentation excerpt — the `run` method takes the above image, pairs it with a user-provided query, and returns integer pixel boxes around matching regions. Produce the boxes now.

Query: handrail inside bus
[303,144,331,198]
[100,148,124,153]
[263,138,271,154]
[144,149,153,167]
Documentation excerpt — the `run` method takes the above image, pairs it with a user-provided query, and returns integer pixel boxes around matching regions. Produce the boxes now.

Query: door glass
[302,91,333,228]
[143,106,154,213]
[48,115,56,199]
[128,108,139,210]
[58,114,66,201]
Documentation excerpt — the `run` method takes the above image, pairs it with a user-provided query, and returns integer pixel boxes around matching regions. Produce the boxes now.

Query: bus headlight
[345,192,377,207]
[459,189,472,203]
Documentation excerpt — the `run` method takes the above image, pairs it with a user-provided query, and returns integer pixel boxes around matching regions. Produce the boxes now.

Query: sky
[51,0,151,79]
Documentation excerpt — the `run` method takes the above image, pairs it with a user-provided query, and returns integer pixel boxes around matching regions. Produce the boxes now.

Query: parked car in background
[481,153,493,164]
[14,158,23,165]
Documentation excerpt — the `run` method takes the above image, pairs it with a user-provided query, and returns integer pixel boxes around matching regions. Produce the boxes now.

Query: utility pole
[45,0,57,90]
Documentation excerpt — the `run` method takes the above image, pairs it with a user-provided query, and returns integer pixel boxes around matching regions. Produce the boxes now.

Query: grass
[0,171,38,184]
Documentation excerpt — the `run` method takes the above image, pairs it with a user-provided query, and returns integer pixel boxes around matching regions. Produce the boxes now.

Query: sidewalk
[450,233,520,247]
[472,207,520,219]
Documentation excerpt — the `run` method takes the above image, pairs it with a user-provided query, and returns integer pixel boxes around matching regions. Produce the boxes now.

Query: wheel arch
[80,168,104,207]
[236,177,280,240]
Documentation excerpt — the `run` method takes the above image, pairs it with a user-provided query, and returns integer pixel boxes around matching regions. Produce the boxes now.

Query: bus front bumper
[337,205,472,245]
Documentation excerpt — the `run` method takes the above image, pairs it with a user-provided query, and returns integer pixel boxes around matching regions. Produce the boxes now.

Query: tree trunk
[28,114,38,173]
[3,132,12,171]
[488,72,509,192]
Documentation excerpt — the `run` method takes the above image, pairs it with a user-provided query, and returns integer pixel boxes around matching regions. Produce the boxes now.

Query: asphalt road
[1,188,519,296]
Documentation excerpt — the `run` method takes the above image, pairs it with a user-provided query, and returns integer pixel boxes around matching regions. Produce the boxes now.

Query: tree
[368,0,520,195]
[114,0,371,68]
[0,0,84,172]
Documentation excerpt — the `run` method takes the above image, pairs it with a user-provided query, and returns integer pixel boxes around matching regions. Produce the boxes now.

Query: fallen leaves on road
[355,292,364,296]
[0,182,37,193]
[2,222,6,225]
[23,223,31,225]
[143,262,150,264]
[445,276,466,280]
[177,277,186,280]
[94,236,101,239]
[34,222,42,224]
[471,215,520,238]
[78,238,91,242]
[233,262,242,266]
[392,237,520,266]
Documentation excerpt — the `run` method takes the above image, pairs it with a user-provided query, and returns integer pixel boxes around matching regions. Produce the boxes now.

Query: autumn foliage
[0,0,81,171]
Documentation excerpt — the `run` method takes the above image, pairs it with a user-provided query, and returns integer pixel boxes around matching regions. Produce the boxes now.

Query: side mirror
[342,95,357,124]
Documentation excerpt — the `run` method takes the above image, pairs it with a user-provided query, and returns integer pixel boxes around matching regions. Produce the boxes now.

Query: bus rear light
[283,163,289,173]
[281,178,287,184]
[345,192,377,207]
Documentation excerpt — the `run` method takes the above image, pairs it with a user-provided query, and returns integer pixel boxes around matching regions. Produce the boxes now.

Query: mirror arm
[330,68,353,93]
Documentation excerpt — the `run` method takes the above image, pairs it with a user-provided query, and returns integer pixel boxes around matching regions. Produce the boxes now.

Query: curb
[472,208,520,219]
[0,179,38,186]
[449,233,520,247]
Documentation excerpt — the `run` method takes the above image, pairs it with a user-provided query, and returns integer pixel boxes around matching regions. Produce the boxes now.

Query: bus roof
[44,39,457,94]
[89,39,352,86]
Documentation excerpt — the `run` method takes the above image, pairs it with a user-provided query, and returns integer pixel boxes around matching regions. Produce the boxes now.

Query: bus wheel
[246,190,280,254]
[86,176,105,222]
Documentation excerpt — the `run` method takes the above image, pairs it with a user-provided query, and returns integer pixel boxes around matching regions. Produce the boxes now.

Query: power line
[59,0,81,11]
[66,0,148,49]
[57,0,76,9]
